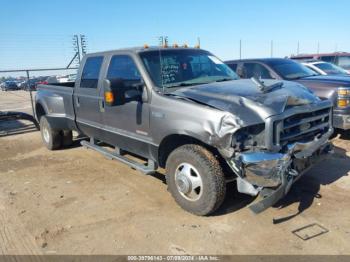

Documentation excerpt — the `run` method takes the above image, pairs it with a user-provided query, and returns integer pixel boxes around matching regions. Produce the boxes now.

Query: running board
[80,140,157,174]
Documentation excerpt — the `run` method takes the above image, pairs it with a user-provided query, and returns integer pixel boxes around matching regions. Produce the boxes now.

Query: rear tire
[165,144,226,216]
[40,116,62,150]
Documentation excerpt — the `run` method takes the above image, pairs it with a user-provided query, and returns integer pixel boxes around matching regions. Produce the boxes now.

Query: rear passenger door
[74,56,104,138]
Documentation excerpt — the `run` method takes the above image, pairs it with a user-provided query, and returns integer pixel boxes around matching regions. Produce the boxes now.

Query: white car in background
[301,60,350,76]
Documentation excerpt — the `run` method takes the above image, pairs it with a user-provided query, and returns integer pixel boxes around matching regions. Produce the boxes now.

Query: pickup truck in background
[35,47,333,215]
[226,58,350,131]
[291,52,350,73]
[300,60,350,76]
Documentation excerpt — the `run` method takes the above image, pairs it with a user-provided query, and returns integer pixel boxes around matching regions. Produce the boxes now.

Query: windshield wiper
[215,78,234,82]
[164,82,206,88]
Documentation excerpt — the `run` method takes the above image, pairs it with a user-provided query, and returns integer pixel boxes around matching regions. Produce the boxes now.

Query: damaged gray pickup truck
[35,47,333,215]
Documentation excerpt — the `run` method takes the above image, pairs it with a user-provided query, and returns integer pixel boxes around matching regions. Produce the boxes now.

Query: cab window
[106,55,143,102]
[107,55,142,88]
[80,56,103,89]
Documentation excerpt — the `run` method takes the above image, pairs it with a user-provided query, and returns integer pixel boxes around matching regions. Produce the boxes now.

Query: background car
[300,60,350,76]
[22,79,38,91]
[17,80,27,89]
[67,74,76,82]
[21,77,48,91]
[225,58,350,130]
[1,81,19,91]
[291,52,350,73]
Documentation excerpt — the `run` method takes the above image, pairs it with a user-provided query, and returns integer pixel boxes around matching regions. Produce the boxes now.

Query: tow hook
[285,169,298,194]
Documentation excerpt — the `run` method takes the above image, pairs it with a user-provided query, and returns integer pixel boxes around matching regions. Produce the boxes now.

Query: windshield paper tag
[208,56,224,64]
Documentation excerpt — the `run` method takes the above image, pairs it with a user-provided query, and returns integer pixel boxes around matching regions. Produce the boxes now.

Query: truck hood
[172,79,320,124]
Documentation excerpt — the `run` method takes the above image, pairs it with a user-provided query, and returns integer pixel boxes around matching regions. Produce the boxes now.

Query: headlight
[337,87,350,107]
[232,123,265,151]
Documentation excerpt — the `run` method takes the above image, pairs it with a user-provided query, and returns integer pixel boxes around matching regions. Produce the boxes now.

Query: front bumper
[227,127,333,214]
[333,114,350,130]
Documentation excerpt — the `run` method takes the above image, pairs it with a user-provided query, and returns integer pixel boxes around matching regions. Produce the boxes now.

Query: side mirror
[103,79,116,106]
[103,78,148,106]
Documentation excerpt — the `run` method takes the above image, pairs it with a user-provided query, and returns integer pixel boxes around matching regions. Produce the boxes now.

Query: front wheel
[40,116,62,150]
[165,144,226,216]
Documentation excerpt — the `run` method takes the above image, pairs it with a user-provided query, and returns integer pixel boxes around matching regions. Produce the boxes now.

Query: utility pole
[73,34,81,65]
[80,35,87,56]
[270,40,274,57]
[317,42,320,54]
[158,36,169,47]
[197,37,201,48]
[239,39,242,60]
[297,41,300,55]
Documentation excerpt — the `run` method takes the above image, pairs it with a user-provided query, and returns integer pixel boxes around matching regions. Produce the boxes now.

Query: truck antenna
[159,47,165,93]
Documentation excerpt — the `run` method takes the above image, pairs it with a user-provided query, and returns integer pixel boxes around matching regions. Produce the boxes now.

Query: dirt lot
[0,91,350,255]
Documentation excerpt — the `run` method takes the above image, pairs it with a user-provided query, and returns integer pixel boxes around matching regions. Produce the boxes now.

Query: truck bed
[45,82,75,88]
[36,83,75,125]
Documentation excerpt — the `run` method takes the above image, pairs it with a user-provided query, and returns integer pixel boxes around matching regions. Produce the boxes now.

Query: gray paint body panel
[34,48,333,212]
[36,49,332,155]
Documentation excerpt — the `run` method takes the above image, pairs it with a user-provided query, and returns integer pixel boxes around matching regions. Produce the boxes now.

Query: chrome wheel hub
[43,126,50,143]
[175,163,203,201]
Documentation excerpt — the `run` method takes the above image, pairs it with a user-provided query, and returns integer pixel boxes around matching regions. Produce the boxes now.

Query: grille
[276,107,331,145]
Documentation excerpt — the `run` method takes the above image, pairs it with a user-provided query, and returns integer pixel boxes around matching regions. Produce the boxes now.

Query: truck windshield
[139,49,238,89]
[269,60,319,80]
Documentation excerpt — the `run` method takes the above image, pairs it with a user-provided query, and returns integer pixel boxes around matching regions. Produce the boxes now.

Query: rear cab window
[227,63,238,72]
[320,56,337,64]
[242,63,274,79]
[80,56,104,89]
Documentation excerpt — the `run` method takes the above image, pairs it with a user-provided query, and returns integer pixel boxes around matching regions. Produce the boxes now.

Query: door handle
[99,99,105,112]
[75,97,80,107]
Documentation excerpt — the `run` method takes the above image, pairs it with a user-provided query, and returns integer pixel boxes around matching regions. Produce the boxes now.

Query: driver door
[100,54,151,156]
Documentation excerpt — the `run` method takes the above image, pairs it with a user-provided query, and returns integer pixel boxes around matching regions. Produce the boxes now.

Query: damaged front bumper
[227,127,334,214]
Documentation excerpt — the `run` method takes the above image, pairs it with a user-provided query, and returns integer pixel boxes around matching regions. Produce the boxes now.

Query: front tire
[40,116,62,150]
[165,144,226,216]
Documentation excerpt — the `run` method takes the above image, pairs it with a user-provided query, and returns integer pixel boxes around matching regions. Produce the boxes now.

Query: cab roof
[85,46,204,56]
[225,58,292,65]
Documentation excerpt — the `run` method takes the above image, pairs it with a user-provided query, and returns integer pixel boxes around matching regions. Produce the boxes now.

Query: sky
[1,0,350,76]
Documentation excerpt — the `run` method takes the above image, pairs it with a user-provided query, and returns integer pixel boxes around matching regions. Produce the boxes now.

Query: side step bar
[80,139,157,174]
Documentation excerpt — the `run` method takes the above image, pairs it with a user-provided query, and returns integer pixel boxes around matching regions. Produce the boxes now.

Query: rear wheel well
[35,103,46,121]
